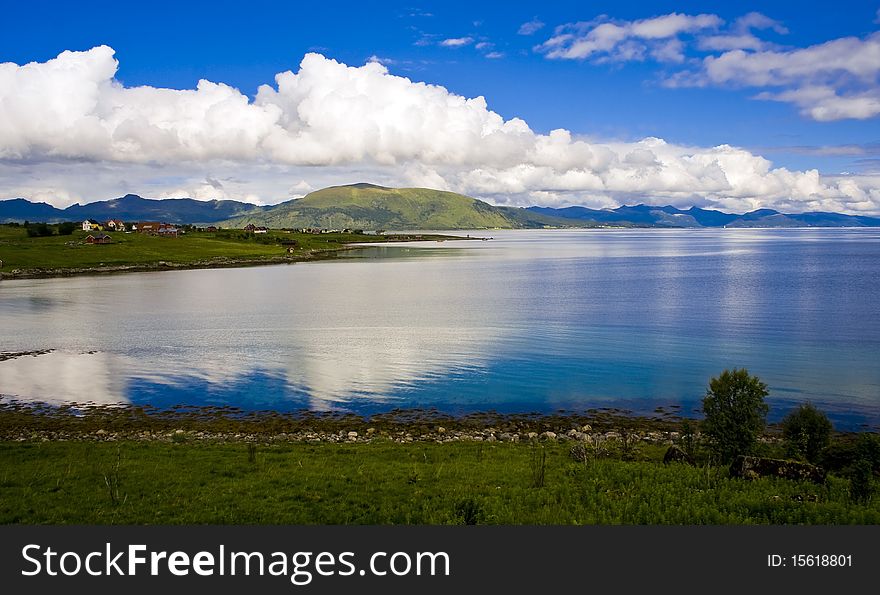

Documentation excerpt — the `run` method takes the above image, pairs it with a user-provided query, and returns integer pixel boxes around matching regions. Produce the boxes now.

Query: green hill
[220,183,580,230]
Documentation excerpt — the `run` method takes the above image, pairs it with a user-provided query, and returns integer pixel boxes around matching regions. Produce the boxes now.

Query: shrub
[25,222,53,237]
[849,459,874,504]
[782,403,833,463]
[701,368,769,463]
[453,498,484,525]
[680,419,697,460]
[820,433,880,474]
[56,222,78,236]
[855,433,880,471]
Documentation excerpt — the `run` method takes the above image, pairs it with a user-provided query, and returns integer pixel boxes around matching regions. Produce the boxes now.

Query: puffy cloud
[1,46,880,213]
[697,34,766,52]
[700,35,880,87]
[683,33,880,120]
[288,179,313,197]
[537,13,722,61]
[0,46,281,163]
[733,12,788,35]
[756,86,880,121]
[537,11,880,122]
[518,19,545,36]
[439,37,473,47]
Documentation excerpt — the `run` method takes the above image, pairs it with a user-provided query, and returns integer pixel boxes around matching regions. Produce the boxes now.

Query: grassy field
[1,440,877,525]
[0,224,446,275]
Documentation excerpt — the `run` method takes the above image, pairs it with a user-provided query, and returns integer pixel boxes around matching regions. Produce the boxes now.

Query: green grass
[1,440,876,524]
[0,225,444,273]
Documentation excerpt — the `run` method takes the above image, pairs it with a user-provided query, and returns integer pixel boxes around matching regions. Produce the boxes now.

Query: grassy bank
[1,440,877,524]
[1,399,877,525]
[0,224,458,278]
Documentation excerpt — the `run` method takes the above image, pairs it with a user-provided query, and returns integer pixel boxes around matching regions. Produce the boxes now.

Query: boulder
[662,445,695,465]
[729,456,826,483]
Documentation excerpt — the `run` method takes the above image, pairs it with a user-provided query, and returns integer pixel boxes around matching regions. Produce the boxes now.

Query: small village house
[135,222,180,236]
[82,219,102,231]
[135,222,163,234]
[85,233,112,244]
[105,219,126,231]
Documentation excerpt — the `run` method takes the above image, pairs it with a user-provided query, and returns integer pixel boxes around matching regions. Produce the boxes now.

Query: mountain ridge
[3,185,880,229]
[0,194,268,224]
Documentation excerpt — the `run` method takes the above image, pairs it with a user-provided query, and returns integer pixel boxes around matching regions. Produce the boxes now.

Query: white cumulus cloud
[1,46,880,214]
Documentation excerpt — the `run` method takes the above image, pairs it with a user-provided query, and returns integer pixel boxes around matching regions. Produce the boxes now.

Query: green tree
[701,368,769,463]
[782,403,832,463]
[56,222,78,236]
[25,222,53,237]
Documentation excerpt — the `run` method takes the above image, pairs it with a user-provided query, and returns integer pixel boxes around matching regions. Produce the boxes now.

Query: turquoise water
[1,228,878,428]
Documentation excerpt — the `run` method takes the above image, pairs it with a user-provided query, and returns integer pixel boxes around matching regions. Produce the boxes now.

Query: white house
[105,219,126,231]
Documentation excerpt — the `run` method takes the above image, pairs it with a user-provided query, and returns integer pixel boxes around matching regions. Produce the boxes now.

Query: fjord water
[1,229,878,428]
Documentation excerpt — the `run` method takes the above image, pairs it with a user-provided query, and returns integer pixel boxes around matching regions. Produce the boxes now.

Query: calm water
[1,229,878,428]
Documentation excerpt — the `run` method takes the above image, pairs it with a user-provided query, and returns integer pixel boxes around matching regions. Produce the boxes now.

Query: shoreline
[3,403,876,525]
[0,233,468,281]
[0,247,350,281]
[0,400,754,446]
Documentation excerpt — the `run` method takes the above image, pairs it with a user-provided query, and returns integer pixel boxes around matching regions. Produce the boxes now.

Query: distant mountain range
[526,204,880,228]
[0,194,269,225]
[3,184,880,229]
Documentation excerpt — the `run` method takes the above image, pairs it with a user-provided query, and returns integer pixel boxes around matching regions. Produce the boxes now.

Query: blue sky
[1,1,880,213]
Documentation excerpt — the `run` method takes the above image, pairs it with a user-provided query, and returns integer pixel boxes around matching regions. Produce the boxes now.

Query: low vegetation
[0,387,877,524]
[0,437,877,525]
[0,223,457,277]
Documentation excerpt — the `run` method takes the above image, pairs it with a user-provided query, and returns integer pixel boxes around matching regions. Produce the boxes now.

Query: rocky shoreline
[5,424,691,445]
